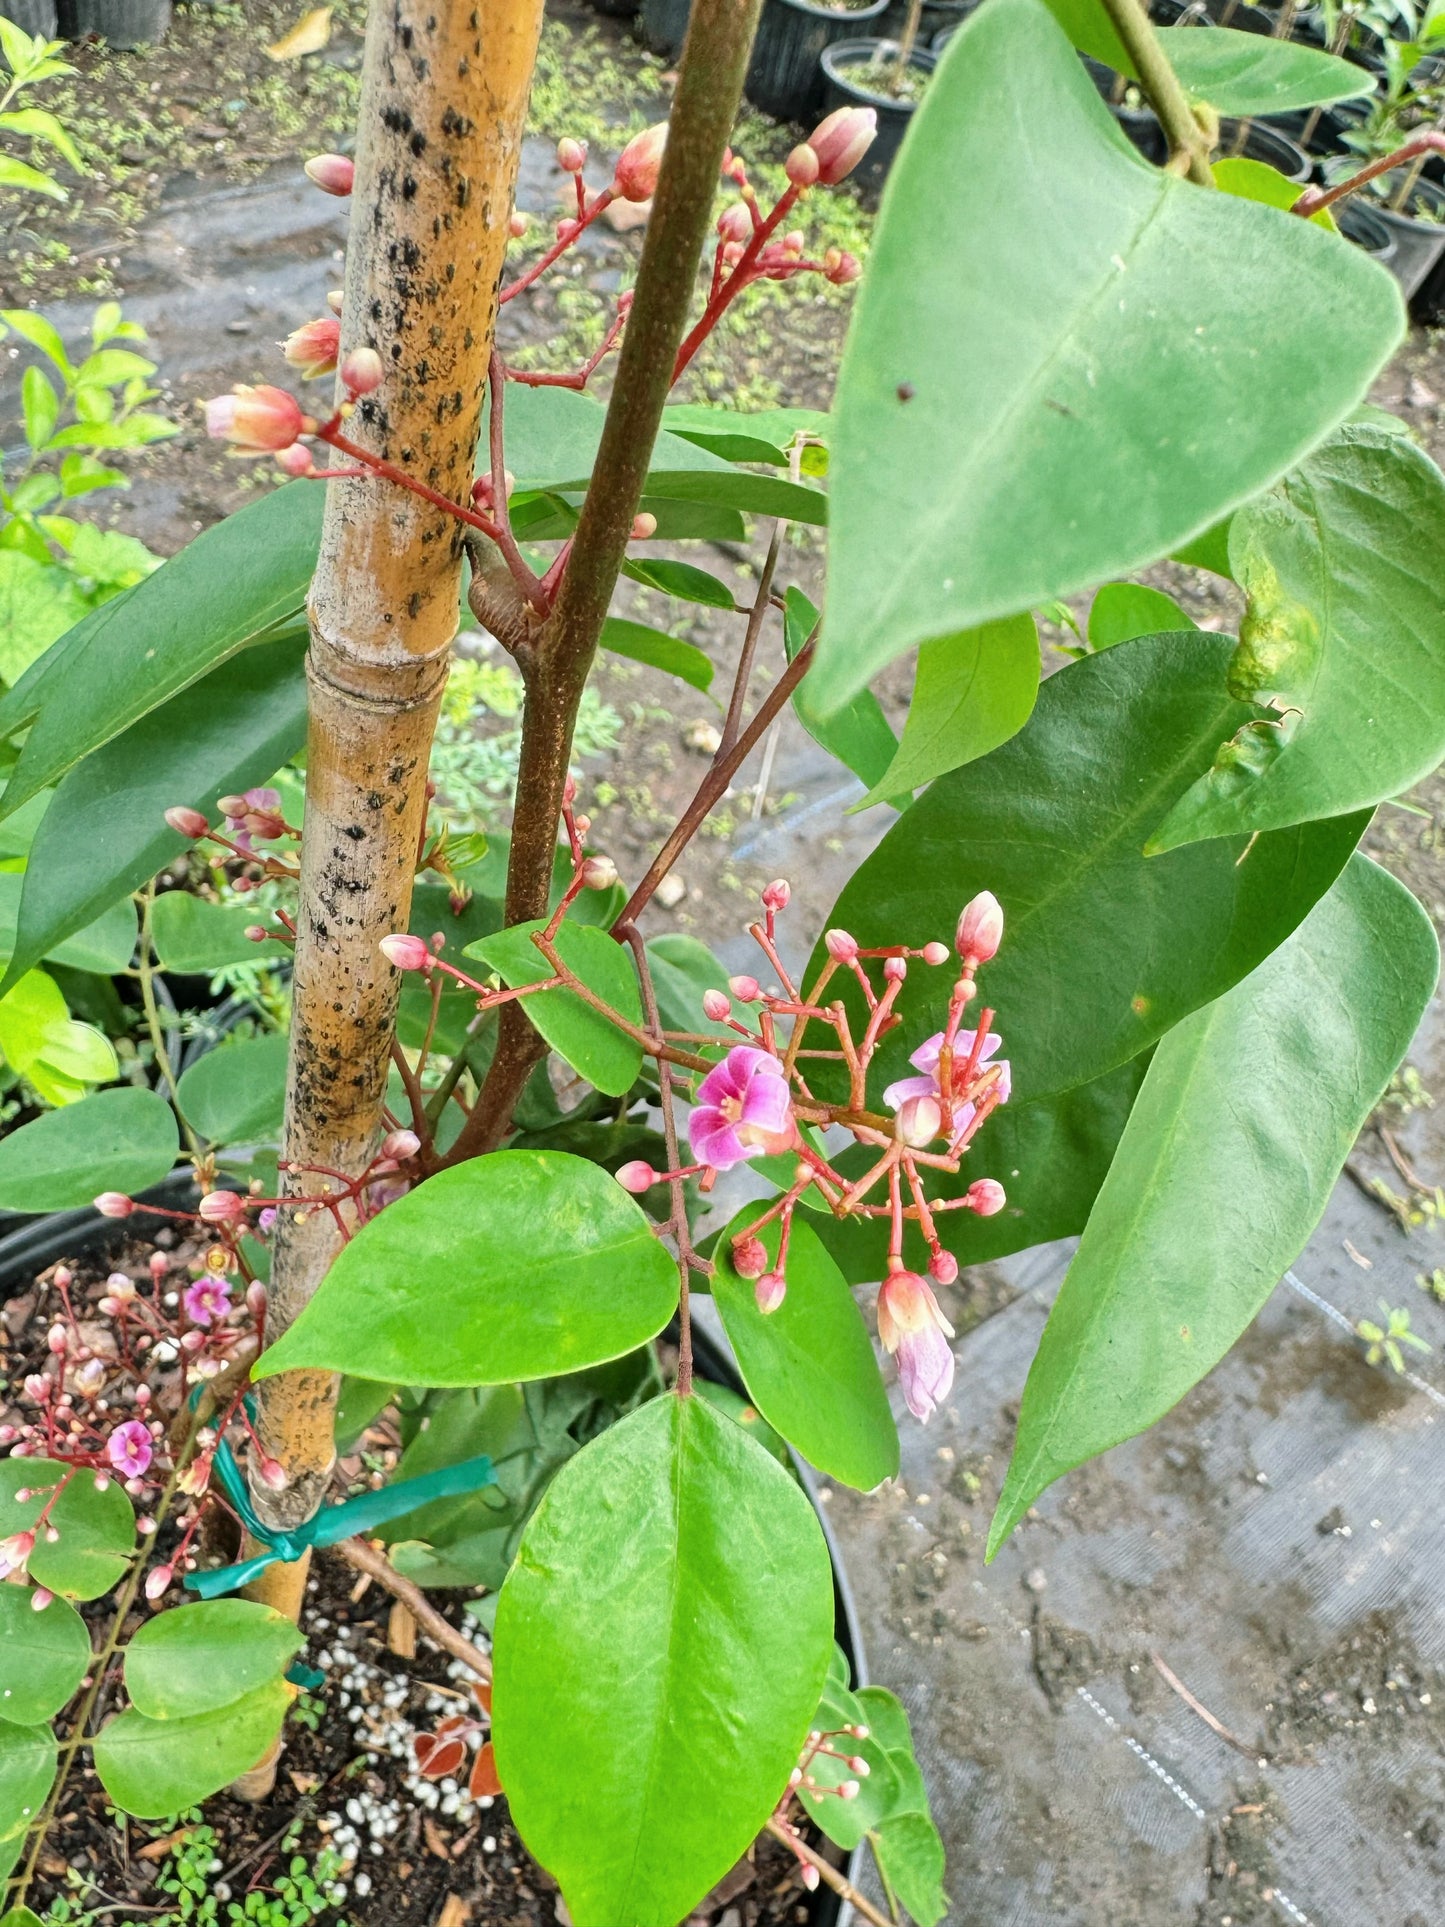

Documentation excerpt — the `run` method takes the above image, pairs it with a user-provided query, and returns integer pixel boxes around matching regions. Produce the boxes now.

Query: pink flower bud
[144,1564,173,1603]
[148,1253,168,1282]
[276,442,316,477]
[198,1190,244,1225]
[205,384,308,453]
[1,1530,36,1574]
[180,1328,205,1354]
[74,1358,106,1396]
[164,805,209,839]
[217,793,247,818]
[802,1866,820,1892]
[823,248,862,287]
[921,941,949,967]
[555,216,580,243]
[23,1374,48,1402]
[839,1778,860,1800]
[731,1235,768,1279]
[326,287,345,314]
[245,924,269,944]
[755,1270,787,1315]
[259,1457,289,1492]
[762,879,791,911]
[340,346,383,396]
[563,774,579,805]
[0,1426,14,1444]
[825,929,858,963]
[930,1249,959,1287]
[382,1129,421,1161]
[612,122,667,202]
[30,1586,53,1612]
[47,1324,67,1355]
[883,955,907,982]
[728,975,761,1002]
[701,989,731,1022]
[580,855,618,891]
[305,152,355,196]
[629,512,657,541]
[615,1160,656,1194]
[282,315,341,380]
[721,240,745,268]
[557,136,587,174]
[785,142,820,188]
[717,201,751,244]
[246,1280,268,1318]
[97,1192,136,1219]
[966,1178,1006,1217]
[807,105,877,184]
[573,812,592,837]
[380,933,432,971]
[956,890,1004,966]
[899,1093,942,1147]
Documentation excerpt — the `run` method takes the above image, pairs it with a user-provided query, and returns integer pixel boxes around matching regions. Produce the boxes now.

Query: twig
[763,1817,892,1927]
[1150,1651,1262,1761]
[1098,0,1214,185]
[718,519,784,756]
[331,1537,492,1682]
[1380,1124,1431,1196]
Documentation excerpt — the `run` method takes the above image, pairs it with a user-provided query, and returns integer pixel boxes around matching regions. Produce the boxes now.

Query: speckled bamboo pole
[234,0,543,1797]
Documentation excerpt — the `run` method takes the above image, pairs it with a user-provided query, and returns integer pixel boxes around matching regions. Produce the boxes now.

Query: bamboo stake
[237,0,543,1794]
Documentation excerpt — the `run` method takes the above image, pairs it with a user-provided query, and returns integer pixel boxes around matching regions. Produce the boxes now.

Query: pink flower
[0,1530,35,1578]
[806,106,877,185]
[876,1270,955,1422]
[883,1027,1010,1117]
[688,1046,793,1171]
[612,123,667,202]
[283,316,341,380]
[183,1274,232,1327]
[106,1420,153,1480]
[205,385,309,453]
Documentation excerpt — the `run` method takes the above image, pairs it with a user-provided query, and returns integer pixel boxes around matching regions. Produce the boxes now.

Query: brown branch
[332,1537,493,1682]
[763,1817,892,1927]
[718,520,784,756]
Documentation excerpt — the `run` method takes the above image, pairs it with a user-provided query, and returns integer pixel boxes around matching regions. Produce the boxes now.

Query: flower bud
[246,1279,268,1318]
[180,1328,205,1354]
[731,1235,767,1280]
[612,122,667,202]
[380,933,432,971]
[955,890,1004,967]
[701,989,731,1022]
[629,512,657,541]
[555,215,580,243]
[282,315,341,380]
[198,1190,244,1226]
[47,1323,68,1355]
[899,1093,942,1147]
[965,1178,1006,1217]
[74,1358,106,1396]
[205,384,307,453]
[382,1129,421,1161]
[573,812,592,837]
[508,209,529,237]
[921,941,949,967]
[217,794,247,819]
[148,1253,168,1282]
[755,1270,787,1315]
[340,346,384,396]
[23,1374,48,1402]
[823,247,862,286]
[95,1192,134,1218]
[31,1586,53,1612]
[930,1249,959,1286]
[581,855,618,891]
[557,136,587,174]
[259,1457,289,1492]
[144,1564,173,1602]
[825,929,858,963]
[327,287,345,314]
[721,240,745,268]
[839,1778,860,1800]
[245,924,269,944]
[717,201,751,244]
[883,954,907,982]
[305,152,355,196]
[785,142,820,188]
[615,1160,656,1194]
[728,975,761,1003]
[801,1866,820,1892]
[762,879,791,911]
[807,105,877,184]
[276,442,315,477]
[164,805,209,839]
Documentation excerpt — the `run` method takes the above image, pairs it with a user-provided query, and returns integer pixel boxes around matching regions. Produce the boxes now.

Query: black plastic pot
[585,0,639,15]
[5,0,58,33]
[819,39,936,189]
[1218,116,1312,184]
[746,0,890,124]
[883,0,975,41]
[1368,178,1445,301]
[638,0,691,54]
[1269,97,1369,160]
[58,0,170,45]
[1336,197,1397,271]
[1201,0,1274,30]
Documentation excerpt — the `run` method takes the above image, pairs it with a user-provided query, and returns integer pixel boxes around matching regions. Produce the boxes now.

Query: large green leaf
[124,1601,304,1720]
[0,634,308,994]
[93,1677,291,1818]
[713,1209,899,1490]
[255,1151,680,1386]
[0,876,136,977]
[660,403,829,466]
[873,1812,949,1927]
[600,616,713,693]
[816,0,1403,712]
[990,856,1438,1555]
[796,1672,901,1850]
[1087,583,1195,651]
[0,1587,90,1724]
[1152,427,1445,851]
[0,1721,56,1881]
[150,892,269,974]
[466,920,644,1097]
[0,1458,134,1601]
[1160,26,1375,115]
[0,484,319,823]
[815,634,1365,1107]
[856,615,1039,807]
[0,1087,178,1211]
[493,1394,835,1927]
[644,933,732,1046]
[785,588,900,799]
[175,1033,289,1146]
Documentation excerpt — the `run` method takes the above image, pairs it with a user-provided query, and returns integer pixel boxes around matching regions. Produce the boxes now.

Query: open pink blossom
[106,1420,153,1480]
[183,1274,232,1327]
[689,1046,793,1171]
[876,1269,955,1422]
[882,1026,1010,1117]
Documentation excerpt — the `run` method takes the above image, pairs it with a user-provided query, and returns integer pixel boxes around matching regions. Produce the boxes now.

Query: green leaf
[124,1601,305,1719]
[0,1587,90,1724]
[989,855,1439,1556]
[872,1812,949,1927]
[0,482,320,822]
[333,1376,397,1455]
[600,616,713,693]
[175,1033,289,1147]
[493,1394,835,1927]
[0,1086,178,1210]
[150,892,267,973]
[466,920,643,1097]
[1,633,307,992]
[814,634,1365,1107]
[254,1150,680,1387]
[1087,583,1196,651]
[377,1383,529,1552]
[0,1457,134,1600]
[0,970,118,1105]
[1213,156,1336,229]
[0,1906,46,1926]
[691,1376,791,1464]
[660,404,828,466]
[713,1209,898,1490]
[622,555,737,609]
[810,1056,1149,1283]
[1040,0,1133,69]
[0,154,64,198]
[644,933,732,1046]
[856,615,1039,807]
[0,308,70,374]
[816,0,1403,713]
[796,1675,901,1850]
[21,366,58,450]
[0,1721,56,1881]
[785,587,900,798]
[1151,426,1445,851]
[0,551,88,685]
[93,1677,291,1818]
[1160,26,1375,116]
[0,872,135,975]
[0,106,83,171]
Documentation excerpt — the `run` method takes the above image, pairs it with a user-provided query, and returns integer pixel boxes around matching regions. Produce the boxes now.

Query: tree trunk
[235,0,544,1795]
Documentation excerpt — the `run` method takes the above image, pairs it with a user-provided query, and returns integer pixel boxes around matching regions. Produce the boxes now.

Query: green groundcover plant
[1,0,1443,1921]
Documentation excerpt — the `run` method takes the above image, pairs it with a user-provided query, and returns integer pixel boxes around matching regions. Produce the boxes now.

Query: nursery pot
[585,0,639,15]
[638,0,692,55]
[1336,197,1397,271]
[1218,116,1312,184]
[4,0,58,33]
[1369,177,1445,303]
[819,39,937,189]
[58,0,170,46]
[745,0,891,125]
